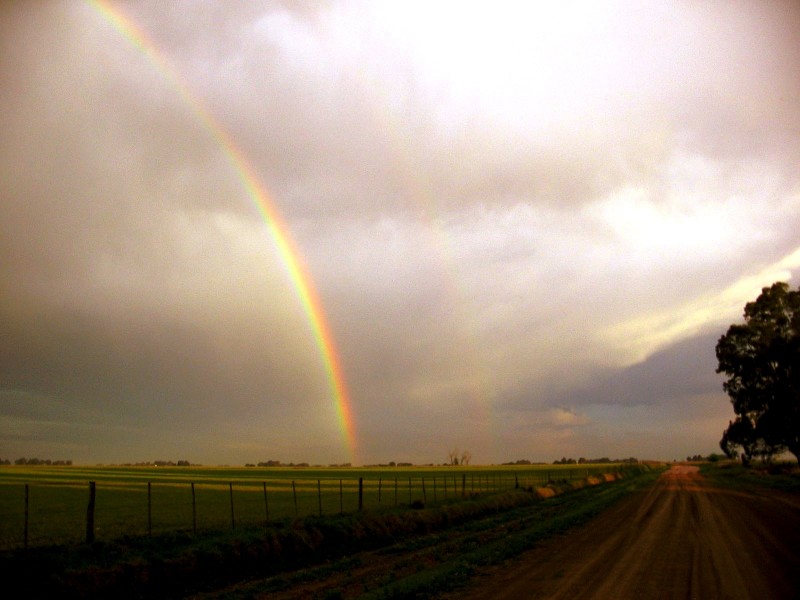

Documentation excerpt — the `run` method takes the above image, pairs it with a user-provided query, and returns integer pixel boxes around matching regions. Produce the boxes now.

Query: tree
[716,282,800,464]
[460,450,472,466]
[447,448,459,466]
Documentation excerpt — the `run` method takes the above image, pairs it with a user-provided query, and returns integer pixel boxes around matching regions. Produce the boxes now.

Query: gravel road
[453,465,800,599]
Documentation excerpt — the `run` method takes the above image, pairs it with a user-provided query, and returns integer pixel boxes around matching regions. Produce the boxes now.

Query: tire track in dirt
[451,466,800,600]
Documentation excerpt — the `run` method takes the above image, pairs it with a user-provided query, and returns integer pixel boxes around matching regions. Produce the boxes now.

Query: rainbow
[89,0,358,463]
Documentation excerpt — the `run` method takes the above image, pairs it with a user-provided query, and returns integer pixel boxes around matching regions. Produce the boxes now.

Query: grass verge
[358,468,662,599]
[699,461,800,493]
[0,466,656,599]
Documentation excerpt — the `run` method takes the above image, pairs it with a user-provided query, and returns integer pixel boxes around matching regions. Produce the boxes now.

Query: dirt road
[453,465,800,599]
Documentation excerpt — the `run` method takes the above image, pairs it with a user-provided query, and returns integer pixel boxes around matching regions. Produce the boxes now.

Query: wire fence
[0,467,628,550]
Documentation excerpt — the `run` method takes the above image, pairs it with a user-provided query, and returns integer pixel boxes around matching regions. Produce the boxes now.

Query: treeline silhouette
[552,457,639,465]
[2,457,73,465]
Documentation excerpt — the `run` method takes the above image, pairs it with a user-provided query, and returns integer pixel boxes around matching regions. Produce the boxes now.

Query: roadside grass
[0,466,656,599]
[0,491,552,598]
[699,461,800,493]
[357,468,663,599]
[199,466,662,599]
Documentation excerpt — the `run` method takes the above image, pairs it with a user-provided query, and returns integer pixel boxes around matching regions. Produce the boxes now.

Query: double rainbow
[90,0,358,463]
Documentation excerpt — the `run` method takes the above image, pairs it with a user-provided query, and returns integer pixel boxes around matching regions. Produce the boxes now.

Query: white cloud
[599,245,800,365]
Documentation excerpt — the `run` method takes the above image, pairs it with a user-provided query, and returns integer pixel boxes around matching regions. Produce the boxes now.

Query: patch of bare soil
[450,465,800,600]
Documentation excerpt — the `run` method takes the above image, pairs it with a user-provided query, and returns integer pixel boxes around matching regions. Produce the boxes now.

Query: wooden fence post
[229,482,235,529]
[24,484,29,550]
[191,482,197,534]
[394,477,398,506]
[339,480,343,514]
[86,481,96,544]
[422,478,427,503]
[263,482,270,523]
[408,477,412,503]
[462,474,466,497]
[317,480,322,516]
[148,482,152,537]
[378,478,382,504]
[292,481,298,517]
[358,477,363,511]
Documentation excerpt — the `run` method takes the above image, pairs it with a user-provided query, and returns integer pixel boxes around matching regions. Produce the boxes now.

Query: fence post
[268,481,269,523]
[408,477,412,503]
[515,474,519,489]
[317,480,323,516]
[422,477,427,503]
[148,482,152,537]
[229,482,235,529]
[339,480,343,514]
[433,477,437,502]
[378,478,382,504]
[292,481,298,517]
[86,481,96,544]
[24,484,29,550]
[358,477,363,511]
[462,474,466,496]
[394,478,398,506]
[191,482,197,534]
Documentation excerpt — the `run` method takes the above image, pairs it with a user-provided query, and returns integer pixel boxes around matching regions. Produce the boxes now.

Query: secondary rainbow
[90,0,358,463]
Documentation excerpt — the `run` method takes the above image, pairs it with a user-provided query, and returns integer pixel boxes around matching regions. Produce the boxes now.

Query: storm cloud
[2,1,799,465]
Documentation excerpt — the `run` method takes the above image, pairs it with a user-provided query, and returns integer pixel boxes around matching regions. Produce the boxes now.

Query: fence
[0,467,626,550]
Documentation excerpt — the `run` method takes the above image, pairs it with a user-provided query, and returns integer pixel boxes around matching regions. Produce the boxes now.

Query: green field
[0,463,627,549]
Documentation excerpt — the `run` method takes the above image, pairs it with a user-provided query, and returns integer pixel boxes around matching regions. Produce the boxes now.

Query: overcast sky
[2,1,799,466]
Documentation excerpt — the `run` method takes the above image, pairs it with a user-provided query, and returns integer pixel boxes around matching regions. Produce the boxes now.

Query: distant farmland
[0,463,632,549]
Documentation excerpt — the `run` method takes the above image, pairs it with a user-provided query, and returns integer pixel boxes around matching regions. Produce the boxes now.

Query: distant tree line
[251,461,310,467]
[686,454,724,462]
[553,457,639,465]
[3,458,73,465]
[122,460,194,467]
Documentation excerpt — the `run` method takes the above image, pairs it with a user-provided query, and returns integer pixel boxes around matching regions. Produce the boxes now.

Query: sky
[2,1,799,466]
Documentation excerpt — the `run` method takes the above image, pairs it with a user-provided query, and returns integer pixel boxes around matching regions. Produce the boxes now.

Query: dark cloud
[545,333,724,409]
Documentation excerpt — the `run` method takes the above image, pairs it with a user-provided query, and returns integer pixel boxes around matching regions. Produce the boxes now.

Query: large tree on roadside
[716,282,800,464]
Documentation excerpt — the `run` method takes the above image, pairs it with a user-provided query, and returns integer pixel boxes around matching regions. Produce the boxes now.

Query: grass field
[0,463,629,549]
